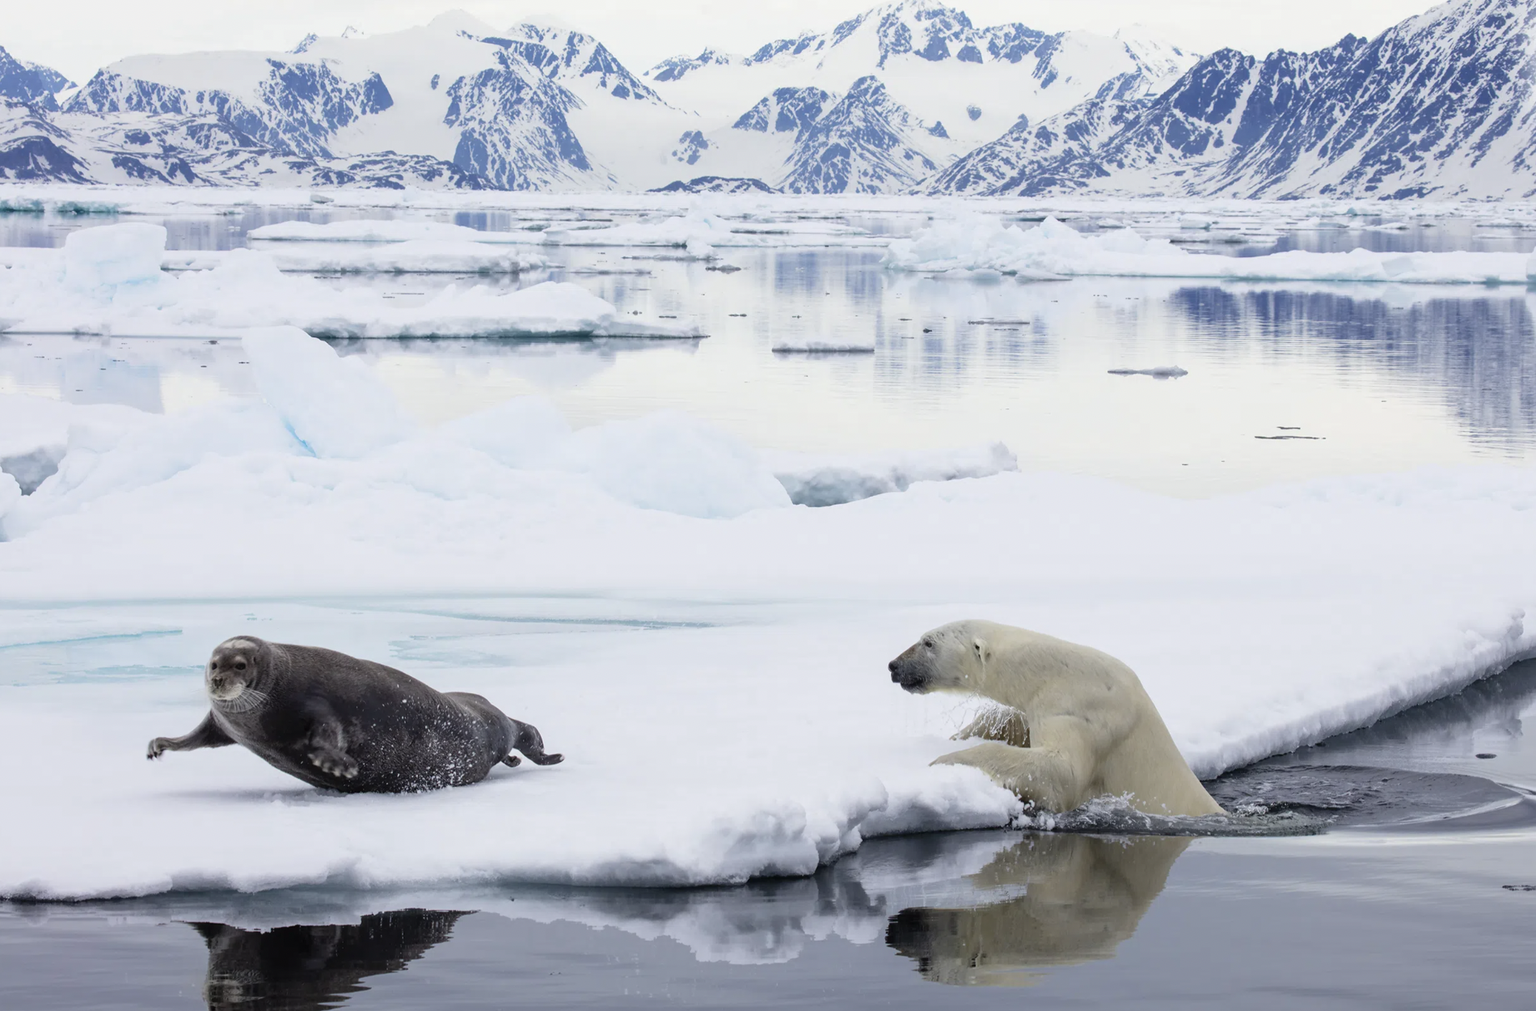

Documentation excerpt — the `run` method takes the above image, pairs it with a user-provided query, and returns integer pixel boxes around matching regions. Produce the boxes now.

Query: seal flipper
[303,702,359,779]
[506,718,563,766]
[147,711,235,759]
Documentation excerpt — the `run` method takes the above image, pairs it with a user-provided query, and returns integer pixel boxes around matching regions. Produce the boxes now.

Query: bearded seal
[147,636,562,793]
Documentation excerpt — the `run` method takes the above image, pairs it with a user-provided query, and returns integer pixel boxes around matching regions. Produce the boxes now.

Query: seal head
[205,637,273,713]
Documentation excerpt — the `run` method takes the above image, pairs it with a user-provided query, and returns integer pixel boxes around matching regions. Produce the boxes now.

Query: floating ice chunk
[886,216,1533,286]
[248,220,529,244]
[63,223,167,292]
[242,327,416,458]
[248,240,550,274]
[0,253,701,340]
[769,443,1019,507]
[771,335,875,353]
[1108,366,1188,378]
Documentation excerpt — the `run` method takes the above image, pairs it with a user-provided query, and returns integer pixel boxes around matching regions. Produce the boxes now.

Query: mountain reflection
[885,834,1188,986]
[189,909,466,1010]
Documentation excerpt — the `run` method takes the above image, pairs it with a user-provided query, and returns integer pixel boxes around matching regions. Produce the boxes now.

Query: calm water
[4,206,1536,494]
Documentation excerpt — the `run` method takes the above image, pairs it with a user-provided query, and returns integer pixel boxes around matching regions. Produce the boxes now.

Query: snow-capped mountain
[645,0,1195,154]
[0,47,72,111]
[780,76,940,193]
[945,0,1536,199]
[9,0,1536,199]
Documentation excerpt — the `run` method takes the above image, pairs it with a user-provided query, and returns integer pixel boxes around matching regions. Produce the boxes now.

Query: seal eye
[234,660,247,671]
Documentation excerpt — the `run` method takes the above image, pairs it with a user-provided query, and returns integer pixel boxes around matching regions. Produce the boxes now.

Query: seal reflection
[189,909,466,1010]
[886,834,1189,986]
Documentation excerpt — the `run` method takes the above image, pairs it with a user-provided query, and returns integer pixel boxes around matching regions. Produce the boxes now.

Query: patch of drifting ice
[208,241,550,274]
[886,216,1535,286]
[248,220,531,244]
[0,226,698,339]
[770,335,876,353]
[1108,366,1188,378]
[249,212,875,251]
[768,444,1019,507]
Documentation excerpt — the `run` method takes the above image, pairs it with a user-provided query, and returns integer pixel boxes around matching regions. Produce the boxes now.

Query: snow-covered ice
[3,325,1536,899]
[0,225,698,339]
[886,216,1536,286]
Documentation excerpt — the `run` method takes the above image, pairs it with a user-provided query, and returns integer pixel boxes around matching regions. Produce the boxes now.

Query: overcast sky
[8,1,1443,84]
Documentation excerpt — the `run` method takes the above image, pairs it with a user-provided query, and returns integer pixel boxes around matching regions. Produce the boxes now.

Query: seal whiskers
[213,687,269,714]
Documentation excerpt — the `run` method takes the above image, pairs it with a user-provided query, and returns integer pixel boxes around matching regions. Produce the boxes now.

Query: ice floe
[3,325,1536,898]
[0,224,696,339]
[250,210,877,250]
[886,216,1536,286]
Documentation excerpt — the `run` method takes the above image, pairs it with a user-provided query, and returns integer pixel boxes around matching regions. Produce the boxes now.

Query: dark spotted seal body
[147,637,562,793]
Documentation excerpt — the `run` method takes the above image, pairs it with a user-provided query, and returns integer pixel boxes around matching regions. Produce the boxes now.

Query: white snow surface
[887,216,1536,285]
[4,325,1536,899]
[0,225,698,339]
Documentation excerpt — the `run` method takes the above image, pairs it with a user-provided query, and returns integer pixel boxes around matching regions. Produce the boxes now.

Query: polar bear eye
[923,639,935,649]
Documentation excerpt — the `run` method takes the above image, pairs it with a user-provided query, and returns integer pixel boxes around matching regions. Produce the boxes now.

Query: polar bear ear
[973,637,989,663]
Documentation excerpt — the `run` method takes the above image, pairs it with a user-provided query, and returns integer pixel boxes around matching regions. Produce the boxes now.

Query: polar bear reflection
[190,909,465,1010]
[885,833,1189,986]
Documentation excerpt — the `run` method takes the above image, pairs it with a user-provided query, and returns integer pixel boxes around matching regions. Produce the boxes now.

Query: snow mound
[769,444,1019,507]
[556,412,791,518]
[243,327,417,458]
[886,216,1534,286]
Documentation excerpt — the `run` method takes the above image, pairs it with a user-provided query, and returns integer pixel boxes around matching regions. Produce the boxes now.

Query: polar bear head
[888,621,992,694]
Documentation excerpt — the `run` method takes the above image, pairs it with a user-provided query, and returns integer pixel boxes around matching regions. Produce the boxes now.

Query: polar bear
[888,620,1223,817]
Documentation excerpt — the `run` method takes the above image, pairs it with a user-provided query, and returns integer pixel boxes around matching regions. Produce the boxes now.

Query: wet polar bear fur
[889,620,1224,817]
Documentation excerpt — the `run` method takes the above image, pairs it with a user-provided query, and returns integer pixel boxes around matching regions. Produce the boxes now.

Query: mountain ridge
[3,0,1535,198]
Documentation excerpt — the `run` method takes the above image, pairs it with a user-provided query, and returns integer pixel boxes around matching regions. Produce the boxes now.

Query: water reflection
[885,834,1189,986]
[190,909,466,1010]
